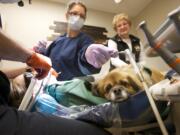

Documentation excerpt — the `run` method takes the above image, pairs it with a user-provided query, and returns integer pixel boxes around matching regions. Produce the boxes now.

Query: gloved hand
[26,53,56,80]
[33,40,47,54]
[50,68,59,77]
[85,44,118,68]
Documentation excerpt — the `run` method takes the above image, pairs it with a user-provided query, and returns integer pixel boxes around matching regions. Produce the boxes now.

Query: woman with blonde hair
[108,13,144,69]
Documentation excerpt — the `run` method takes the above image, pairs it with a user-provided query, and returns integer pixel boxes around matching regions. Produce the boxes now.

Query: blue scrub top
[46,32,100,81]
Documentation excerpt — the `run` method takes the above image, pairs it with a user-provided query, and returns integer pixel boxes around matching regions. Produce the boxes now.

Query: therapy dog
[91,65,164,102]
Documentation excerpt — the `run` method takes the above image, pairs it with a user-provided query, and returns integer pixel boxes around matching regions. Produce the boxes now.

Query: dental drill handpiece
[139,21,180,75]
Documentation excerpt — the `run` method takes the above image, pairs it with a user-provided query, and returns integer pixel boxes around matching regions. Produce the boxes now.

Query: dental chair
[17,69,176,135]
[116,91,174,135]
[18,77,173,135]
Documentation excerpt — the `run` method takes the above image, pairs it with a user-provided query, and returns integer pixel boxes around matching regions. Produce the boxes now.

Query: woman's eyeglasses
[68,11,86,19]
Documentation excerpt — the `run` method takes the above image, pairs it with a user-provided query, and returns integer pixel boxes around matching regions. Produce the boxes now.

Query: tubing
[125,49,169,135]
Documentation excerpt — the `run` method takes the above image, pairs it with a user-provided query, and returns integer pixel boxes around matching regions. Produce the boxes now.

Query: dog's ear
[84,81,92,91]
[91,83,101,97]
[127,75,143,91]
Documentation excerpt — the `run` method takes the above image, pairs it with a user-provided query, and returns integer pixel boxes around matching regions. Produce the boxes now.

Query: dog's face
[92,68,144,102]
[92,66,164,102]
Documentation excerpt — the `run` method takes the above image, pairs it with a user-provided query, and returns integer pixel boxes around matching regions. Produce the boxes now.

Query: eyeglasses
[68,11,86,19]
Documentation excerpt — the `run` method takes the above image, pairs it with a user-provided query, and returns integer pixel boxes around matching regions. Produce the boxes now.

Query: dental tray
[149,78,180,102]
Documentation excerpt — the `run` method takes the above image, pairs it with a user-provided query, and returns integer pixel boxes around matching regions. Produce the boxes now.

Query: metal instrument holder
[140,7,180,75]
[18,73,52,111]
[138,6,180,135]
[18,78,37,111]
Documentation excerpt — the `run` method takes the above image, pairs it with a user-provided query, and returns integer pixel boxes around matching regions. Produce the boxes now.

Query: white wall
[0,0,115,70]
[132,0,180,72]
[1,0,179,72]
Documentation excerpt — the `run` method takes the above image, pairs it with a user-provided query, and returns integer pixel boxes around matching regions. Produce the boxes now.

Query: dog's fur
[8,66,164,106]
[91,65,164,102]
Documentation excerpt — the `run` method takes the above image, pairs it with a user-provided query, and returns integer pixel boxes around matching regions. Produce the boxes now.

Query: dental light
[0,0,32,7]
[114,0,122,4]
[0,0,21,3]
[18,0,32,7]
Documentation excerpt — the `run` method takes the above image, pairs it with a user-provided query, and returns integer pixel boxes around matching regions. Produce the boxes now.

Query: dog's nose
[113,89,121,95]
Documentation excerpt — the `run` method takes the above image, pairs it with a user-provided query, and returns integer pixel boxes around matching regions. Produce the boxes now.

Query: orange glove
[26,53,52,79]
[50,68,59,78]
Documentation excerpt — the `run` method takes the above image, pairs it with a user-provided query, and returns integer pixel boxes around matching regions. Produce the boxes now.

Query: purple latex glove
[85,44,118,68]
[33,40,47,54]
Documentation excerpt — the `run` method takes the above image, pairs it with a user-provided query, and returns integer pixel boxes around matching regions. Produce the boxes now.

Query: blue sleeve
[45,36,62,57]
[45,42,55,57]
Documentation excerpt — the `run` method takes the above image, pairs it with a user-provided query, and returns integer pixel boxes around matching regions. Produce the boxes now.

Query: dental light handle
[139,21,180,75]
[124,49,169,135]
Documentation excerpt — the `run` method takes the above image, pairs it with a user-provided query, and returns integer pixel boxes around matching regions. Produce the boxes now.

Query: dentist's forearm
[0,29,32,63]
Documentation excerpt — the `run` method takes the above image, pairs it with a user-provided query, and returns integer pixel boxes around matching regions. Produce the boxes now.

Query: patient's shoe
[149,78,180,101]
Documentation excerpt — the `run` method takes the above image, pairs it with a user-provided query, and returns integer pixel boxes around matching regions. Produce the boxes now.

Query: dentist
[0,1,111,135]
[45,1,118,81]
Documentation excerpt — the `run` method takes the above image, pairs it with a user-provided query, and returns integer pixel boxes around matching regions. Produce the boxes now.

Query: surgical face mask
[68,15,85,31]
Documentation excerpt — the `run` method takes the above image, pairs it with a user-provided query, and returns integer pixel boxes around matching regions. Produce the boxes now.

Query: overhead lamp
[18,0,32,7]
[0,0,21,3]
[17,0,24,7]
[114,0,122,4]
[0,0,32,7]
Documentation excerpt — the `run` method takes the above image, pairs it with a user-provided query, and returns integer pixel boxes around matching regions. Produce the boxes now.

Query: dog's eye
[105,84,112,93]
[119,80,130,87]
